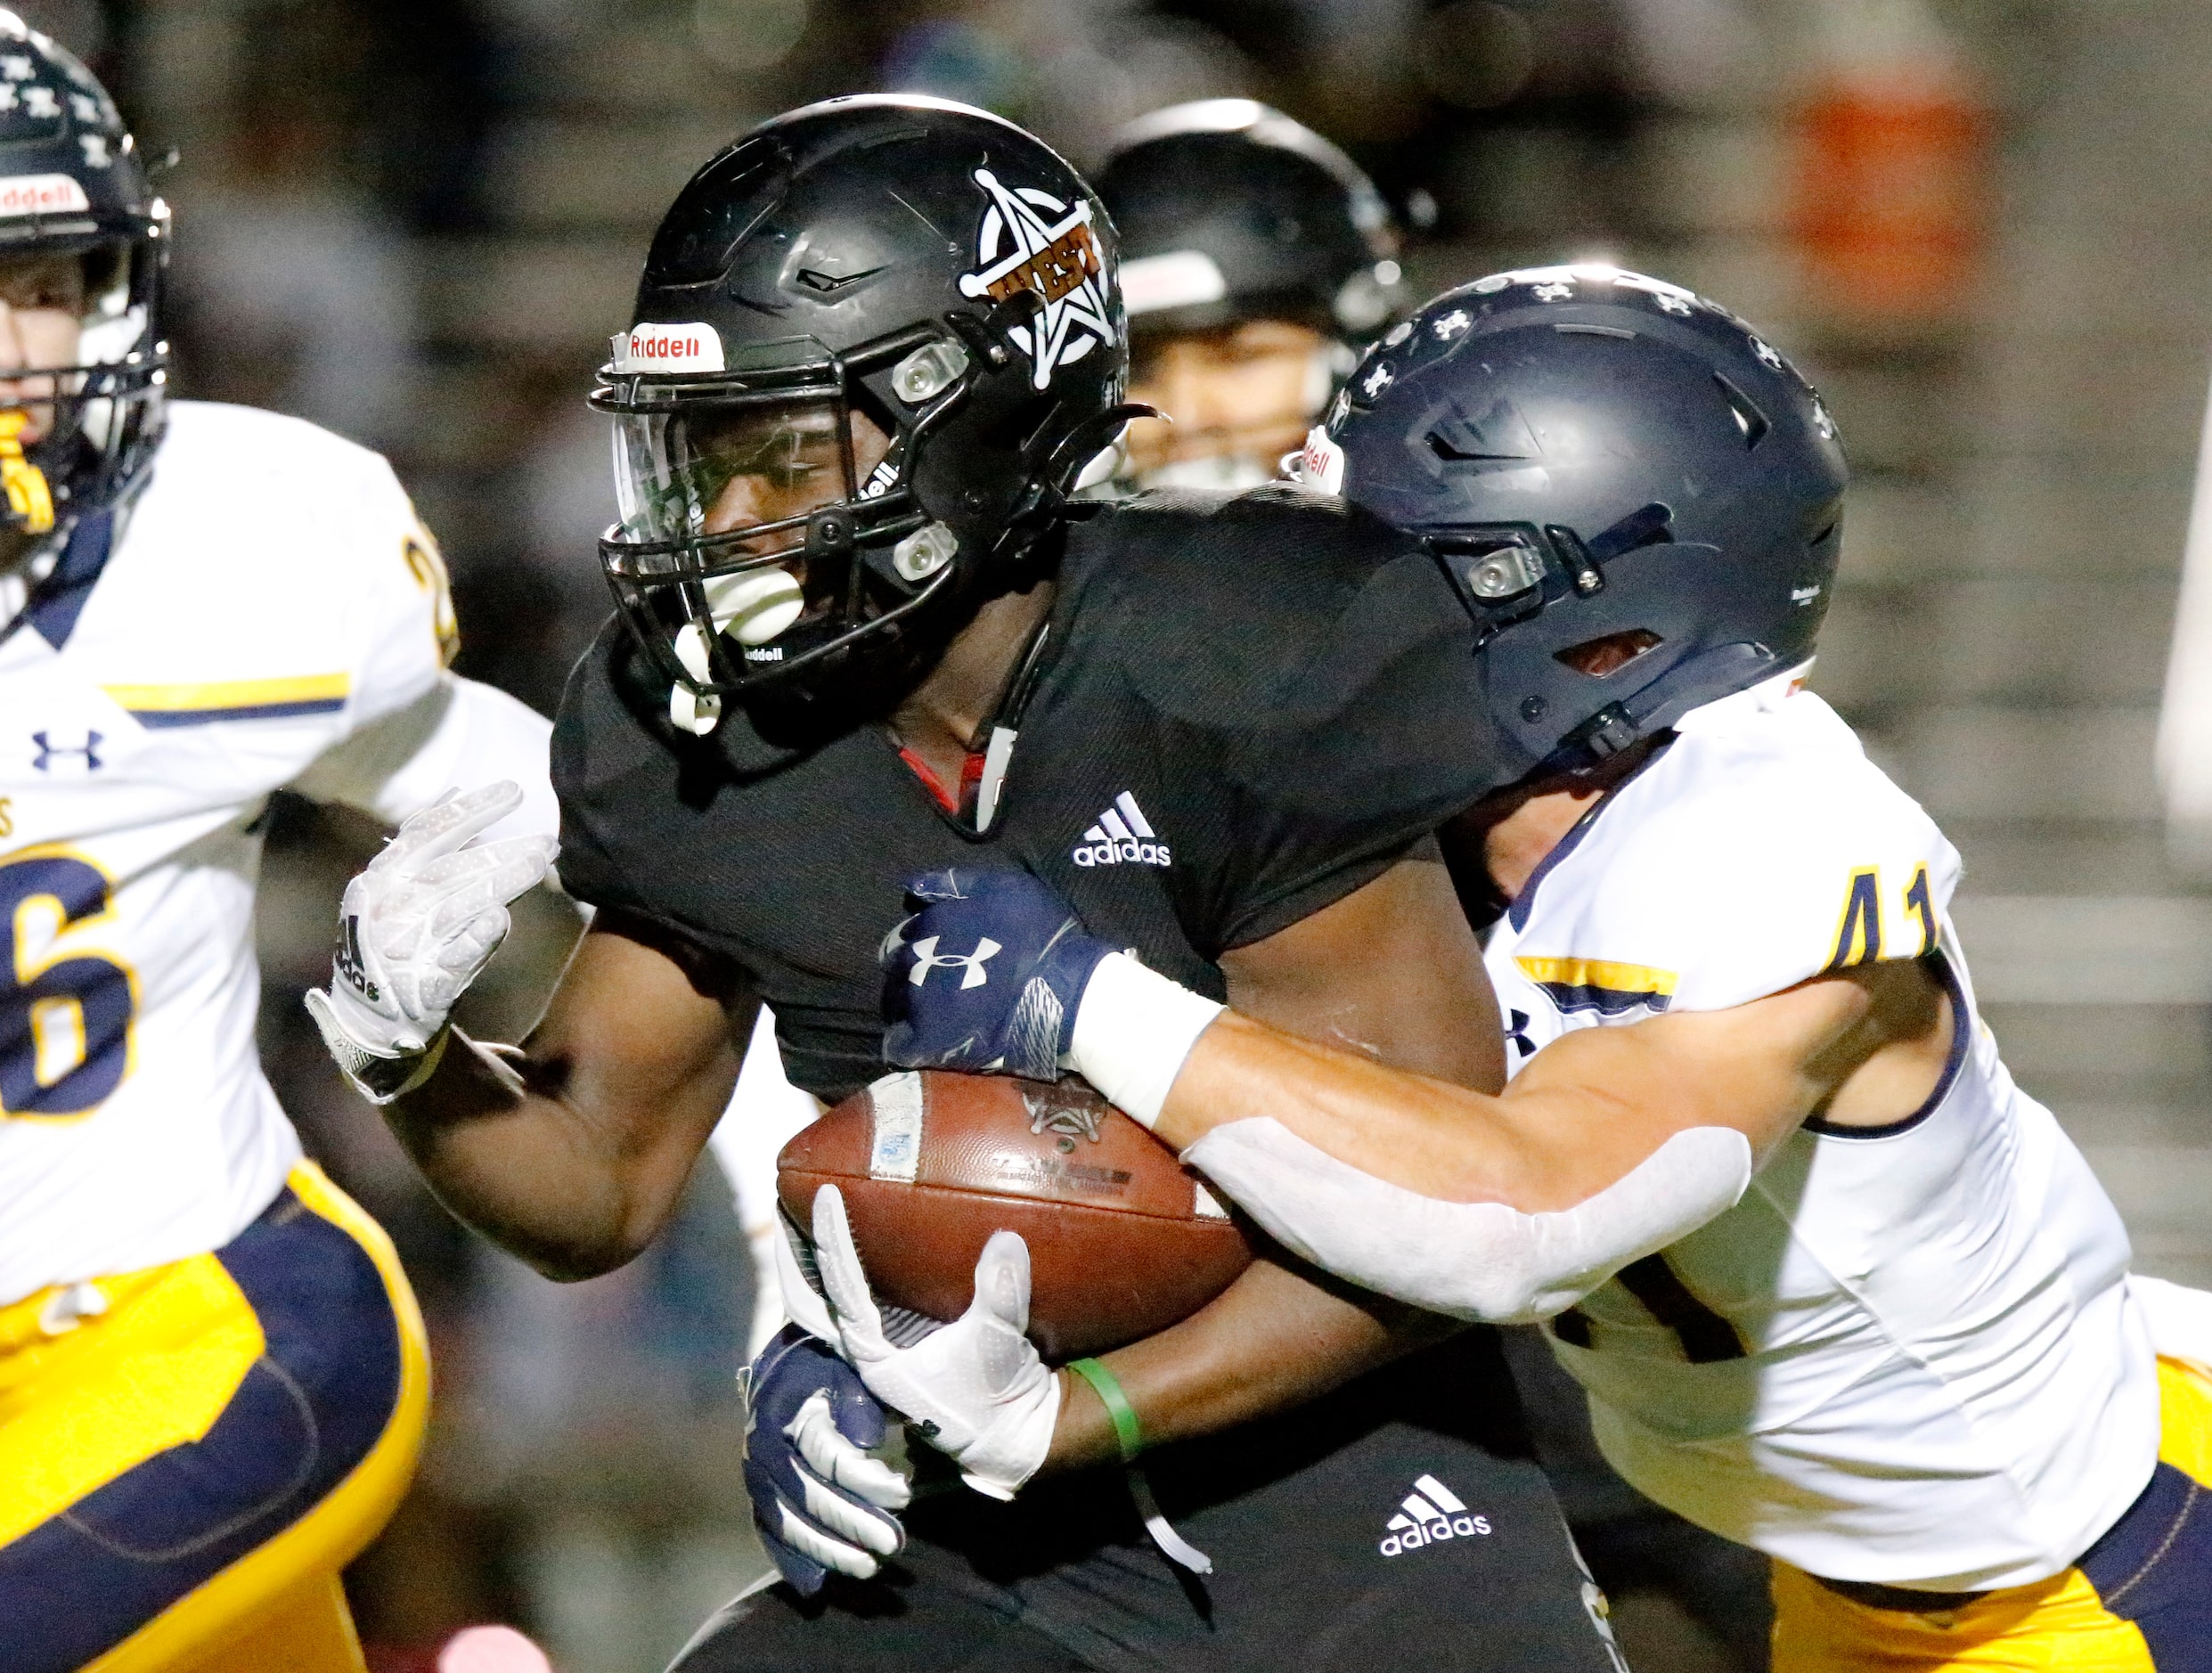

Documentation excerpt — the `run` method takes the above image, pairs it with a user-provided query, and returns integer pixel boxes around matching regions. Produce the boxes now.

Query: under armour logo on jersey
[1378,1473,1491,1557]
[1073,793,1171,869]
[906,934,1000,990]
[1506,1008,1537,1061]
[30,730,101,771]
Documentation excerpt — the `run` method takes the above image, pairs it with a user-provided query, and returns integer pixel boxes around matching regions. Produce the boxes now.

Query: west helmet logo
[907,934,1000,990]
[1073,792,1171,869]
[1378,1473,1491,1558]
[958,169,1115,392]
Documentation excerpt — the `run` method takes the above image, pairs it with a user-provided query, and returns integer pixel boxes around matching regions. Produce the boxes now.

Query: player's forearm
[379,1044,650,1280]
[1152,1012,1588,1206]
[348,912,749,1279]
[1154,983,1867,1212]
[1041,1253,1454,1473]
[380,1026,701,1280]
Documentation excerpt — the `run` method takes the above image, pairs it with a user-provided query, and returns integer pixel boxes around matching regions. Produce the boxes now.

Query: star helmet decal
[1467,264,1703,315]
[958,168,1117,392]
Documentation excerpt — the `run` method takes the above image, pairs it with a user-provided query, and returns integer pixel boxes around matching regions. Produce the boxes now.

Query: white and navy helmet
[0,14,167,539]
[1299,265,1849,771]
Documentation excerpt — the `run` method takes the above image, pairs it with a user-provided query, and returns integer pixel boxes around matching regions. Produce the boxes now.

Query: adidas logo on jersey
[1073,792,1171,869]
[1378,1473,1491,1557]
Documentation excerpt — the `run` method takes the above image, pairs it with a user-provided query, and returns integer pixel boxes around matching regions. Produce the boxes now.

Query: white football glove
[305,782,557,1103]
[805,1183,1061,1501]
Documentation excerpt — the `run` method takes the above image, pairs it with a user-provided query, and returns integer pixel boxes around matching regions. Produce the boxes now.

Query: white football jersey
[0,401,558,1303]
[1488,676,2159,1590]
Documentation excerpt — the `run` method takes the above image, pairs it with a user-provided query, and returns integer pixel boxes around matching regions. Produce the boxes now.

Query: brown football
[778,1070,1253,1362]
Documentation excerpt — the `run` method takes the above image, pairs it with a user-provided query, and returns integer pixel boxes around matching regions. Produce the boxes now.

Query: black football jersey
[551,486,1529,1103]
[552,488,1619,1669]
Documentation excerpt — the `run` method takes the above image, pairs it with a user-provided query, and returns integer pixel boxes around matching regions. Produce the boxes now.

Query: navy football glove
[881,868,1117,1079]
[739,1324,911,1594]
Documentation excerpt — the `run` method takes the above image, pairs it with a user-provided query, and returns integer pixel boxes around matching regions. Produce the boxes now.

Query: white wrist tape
[1069,952,1225,1129]
[1181,1120,1754,1323]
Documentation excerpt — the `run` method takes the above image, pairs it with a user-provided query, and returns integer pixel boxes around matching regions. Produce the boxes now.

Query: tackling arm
[1145,955,1950,1320]
[886,863,1953,1326]
[1040,856,1498,1473]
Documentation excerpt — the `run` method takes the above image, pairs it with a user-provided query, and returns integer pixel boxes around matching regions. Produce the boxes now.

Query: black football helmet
[0,16,167,541]
[1097,99,1404,341]
[592,95,1130,729]
[1301,265,1848,771]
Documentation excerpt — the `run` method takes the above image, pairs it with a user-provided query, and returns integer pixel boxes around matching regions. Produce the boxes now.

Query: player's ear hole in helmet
[1555,629,1663,677]
[1312,265,1848,774]
[0,16,167,554]
[592,96,1135,735]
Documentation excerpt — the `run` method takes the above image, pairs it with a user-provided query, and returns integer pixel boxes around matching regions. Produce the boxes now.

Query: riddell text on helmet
[0,173,89,216]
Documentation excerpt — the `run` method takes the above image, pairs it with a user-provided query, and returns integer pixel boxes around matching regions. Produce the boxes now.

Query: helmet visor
[611,396,860,559]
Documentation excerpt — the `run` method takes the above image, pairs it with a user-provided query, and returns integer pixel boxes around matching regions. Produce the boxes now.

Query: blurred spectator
[150,2,420,446]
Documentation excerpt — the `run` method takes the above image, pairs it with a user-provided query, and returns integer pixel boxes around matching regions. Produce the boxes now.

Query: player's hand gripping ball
[780,1071,1253,1361]
[738,1324,910,1593]
[882,868,1116,1078]
[785,1183,1064,1501]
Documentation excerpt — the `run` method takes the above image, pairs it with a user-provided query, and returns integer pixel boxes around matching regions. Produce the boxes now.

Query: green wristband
[1066,1358,1144,1463]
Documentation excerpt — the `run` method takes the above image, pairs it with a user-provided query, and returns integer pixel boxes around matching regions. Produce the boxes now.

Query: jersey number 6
[1,854,135,1117]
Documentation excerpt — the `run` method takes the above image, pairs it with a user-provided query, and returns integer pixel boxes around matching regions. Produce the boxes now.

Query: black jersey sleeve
[550,624,678,927]
[1061,487,1532,954]
[547,619,796,965]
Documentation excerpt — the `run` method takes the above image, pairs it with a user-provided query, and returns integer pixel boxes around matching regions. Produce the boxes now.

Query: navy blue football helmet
[1302,265,1848,771]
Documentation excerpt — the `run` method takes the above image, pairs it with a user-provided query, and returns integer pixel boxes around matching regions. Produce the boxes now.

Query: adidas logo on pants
[1379,1473,1492,1557]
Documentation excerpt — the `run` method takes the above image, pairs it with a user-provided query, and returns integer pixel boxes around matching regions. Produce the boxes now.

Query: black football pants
[671,1331,1627,1673]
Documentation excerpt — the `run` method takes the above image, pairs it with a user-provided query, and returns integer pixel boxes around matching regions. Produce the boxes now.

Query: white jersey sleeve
[276,433,557,839]
[290,677,558,840]
[1562,701,1962,1014]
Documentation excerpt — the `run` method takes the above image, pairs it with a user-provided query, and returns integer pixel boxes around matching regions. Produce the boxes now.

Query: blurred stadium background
[19,0,2212,1667]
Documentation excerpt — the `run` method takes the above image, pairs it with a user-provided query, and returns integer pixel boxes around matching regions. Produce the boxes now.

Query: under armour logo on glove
[881,868,1115,1080]
[906,934,1001,990]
